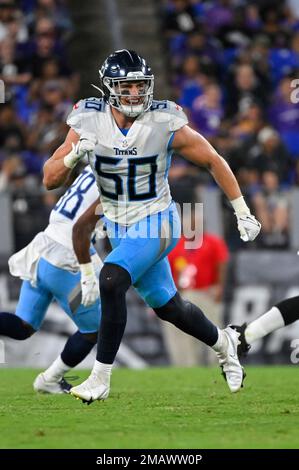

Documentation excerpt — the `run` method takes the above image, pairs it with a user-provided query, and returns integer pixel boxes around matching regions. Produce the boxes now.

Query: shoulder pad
[149,100,188,131]
[67,98,106,133]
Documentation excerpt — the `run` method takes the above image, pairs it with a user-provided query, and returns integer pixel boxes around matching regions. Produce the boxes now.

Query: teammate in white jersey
[43,50,261,403]
[0,167,102,393]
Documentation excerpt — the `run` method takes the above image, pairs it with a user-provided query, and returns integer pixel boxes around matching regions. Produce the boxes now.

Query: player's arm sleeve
[167,101,189,132]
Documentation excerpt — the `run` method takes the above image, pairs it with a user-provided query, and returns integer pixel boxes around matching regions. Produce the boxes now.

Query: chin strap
[91,83,105,96]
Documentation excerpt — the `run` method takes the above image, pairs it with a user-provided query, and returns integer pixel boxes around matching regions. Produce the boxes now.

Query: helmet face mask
[99,50,154,117]
[103,76,154,117]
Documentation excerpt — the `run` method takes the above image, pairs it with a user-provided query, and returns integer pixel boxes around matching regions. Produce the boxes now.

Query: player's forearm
[43,156,72,190]
[174,127,245,202]
[210,153,261,241]
[73,199,101,264]
[209,154,243,201]
[73,223,94,264]
[43,128,81,190]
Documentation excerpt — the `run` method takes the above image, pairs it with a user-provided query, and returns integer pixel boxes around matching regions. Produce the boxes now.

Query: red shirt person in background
[168,233,229,301]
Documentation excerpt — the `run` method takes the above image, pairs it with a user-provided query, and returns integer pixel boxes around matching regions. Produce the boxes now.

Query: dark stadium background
[1,0,299,370]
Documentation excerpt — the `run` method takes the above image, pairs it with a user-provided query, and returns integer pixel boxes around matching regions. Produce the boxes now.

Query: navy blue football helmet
[99,49,154,117]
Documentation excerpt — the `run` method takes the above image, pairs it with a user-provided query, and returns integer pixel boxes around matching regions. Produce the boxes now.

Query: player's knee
[81,332,98,344]
[20,320,36,339]
[100,263,131,297]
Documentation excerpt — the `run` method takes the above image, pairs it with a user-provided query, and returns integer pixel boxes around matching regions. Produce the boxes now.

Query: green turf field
[0,367,298,449]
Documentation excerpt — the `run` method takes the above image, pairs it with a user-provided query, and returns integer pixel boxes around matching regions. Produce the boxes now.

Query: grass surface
[0,367,298,449]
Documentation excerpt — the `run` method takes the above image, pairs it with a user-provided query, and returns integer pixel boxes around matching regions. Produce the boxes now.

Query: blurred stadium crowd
[1,0,299,254]
[162,0,299,251]
[0,0,76,251]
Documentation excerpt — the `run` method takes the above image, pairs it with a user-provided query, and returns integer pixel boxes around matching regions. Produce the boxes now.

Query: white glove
[236,213,261,241]
[230,196,261,242]
[64,133,97,169]
[90,252,103,278]
[80,263,99,307]
[74,132,97,157]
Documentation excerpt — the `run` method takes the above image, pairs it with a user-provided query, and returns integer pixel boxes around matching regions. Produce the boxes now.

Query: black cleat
[59,377,73,394]
[230,323,251,356]
[33,373,73,394]
[82,398,94,405]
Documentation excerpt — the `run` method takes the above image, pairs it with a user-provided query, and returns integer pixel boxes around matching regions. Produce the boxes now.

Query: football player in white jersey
[43,50,261,403]
[0,167,102,393]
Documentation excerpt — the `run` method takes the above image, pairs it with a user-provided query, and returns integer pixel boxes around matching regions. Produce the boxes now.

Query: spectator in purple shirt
[190,83,224,140]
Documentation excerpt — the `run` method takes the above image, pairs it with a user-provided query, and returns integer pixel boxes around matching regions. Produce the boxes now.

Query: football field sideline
[0,367,298,449]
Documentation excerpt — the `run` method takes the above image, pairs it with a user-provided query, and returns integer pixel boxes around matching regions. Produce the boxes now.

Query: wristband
[63,149,80,169]
[230,196,250,215]
[79,262,94,279]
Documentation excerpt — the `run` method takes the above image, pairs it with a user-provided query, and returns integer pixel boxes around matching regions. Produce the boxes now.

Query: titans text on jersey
[66,98,188,225]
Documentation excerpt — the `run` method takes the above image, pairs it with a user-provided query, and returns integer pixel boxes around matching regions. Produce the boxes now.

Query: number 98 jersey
[67,98,188,225]
[45,167,99,250]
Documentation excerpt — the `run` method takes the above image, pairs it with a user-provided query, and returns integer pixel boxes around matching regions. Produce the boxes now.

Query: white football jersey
[67,98,188,225]
[45,166,99,250]
[9,167,100,282]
